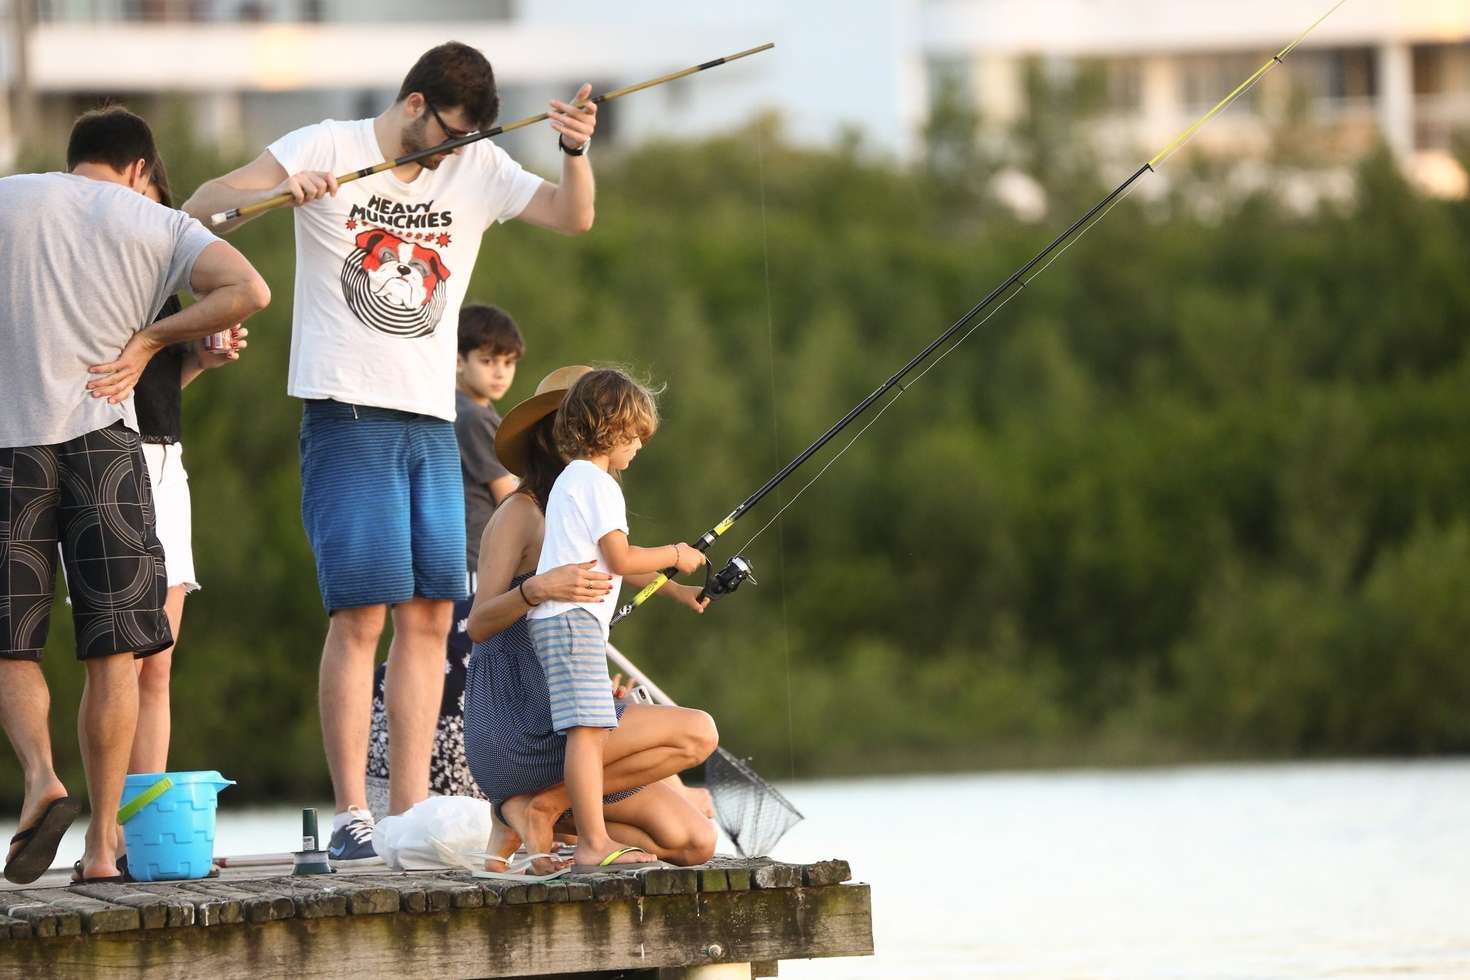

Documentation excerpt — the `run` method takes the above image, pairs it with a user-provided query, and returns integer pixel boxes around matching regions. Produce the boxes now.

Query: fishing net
[704,747,803,858]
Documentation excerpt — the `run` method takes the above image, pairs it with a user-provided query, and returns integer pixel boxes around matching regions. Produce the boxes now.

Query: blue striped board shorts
[299,400,467,613]
[529,609,617,733]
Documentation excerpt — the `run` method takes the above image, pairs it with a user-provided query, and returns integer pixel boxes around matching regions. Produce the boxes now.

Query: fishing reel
[697,555,757,604]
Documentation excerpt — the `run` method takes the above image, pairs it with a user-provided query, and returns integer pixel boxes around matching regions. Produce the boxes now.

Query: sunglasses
[424,101,475,141]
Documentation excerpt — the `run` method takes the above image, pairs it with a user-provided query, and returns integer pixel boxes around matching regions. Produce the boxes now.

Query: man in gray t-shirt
[0,108,269,887]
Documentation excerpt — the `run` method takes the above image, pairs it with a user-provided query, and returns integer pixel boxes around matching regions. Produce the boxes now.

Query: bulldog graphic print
[340,197,454,338]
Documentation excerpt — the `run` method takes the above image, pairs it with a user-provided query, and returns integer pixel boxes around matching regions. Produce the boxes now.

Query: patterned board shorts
[529,609,618,733]
[1,422,172,662]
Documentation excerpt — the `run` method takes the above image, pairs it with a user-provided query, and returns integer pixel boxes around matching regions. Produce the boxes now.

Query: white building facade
[2,1,1467,192]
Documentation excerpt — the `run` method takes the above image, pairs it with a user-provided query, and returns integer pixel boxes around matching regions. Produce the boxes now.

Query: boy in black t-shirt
[455,305,523,573]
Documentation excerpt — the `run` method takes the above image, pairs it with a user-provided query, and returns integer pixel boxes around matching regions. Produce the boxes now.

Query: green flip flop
[568,846,669,875]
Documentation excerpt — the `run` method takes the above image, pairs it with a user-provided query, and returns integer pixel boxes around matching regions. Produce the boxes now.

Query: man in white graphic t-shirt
[182,42,598,861]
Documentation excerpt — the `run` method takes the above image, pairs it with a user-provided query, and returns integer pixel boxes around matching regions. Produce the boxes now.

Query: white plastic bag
[371,795,493,871]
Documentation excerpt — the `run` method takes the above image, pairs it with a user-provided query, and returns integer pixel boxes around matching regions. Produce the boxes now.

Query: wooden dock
[0,857,871,978]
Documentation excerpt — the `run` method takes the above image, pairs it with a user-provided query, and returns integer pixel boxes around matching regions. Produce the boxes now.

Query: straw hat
[494,365,594,477]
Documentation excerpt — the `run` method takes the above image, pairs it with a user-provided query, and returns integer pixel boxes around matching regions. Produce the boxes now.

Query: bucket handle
[117,776,174,826]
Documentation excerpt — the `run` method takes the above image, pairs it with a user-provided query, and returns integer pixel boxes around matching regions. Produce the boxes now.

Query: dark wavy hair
[516,415,564,512]
[396,42,500,130]
[458,304,523,358]
[146,153,174,208]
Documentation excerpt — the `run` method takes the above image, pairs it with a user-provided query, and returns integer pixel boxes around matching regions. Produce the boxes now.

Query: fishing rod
[209,42,775,227]
[610,0,1350,628]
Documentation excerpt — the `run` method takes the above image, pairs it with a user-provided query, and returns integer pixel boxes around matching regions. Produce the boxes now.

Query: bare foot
[6,779,69,867]
[73,841,121,882]
[572,837,658,868]
[71,857,122,882]
[484,811,521,871]
[497,792,565,874]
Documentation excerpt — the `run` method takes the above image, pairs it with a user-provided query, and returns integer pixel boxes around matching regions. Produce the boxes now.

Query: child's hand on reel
[666,583,710,615]
[671,542,706,577]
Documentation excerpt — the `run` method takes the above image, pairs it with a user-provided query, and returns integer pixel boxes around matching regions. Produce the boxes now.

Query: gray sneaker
[326,808,377,865]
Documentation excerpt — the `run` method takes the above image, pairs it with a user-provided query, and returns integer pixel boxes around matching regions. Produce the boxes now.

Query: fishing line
[610,0,1350,627]
[753,128,800,780]
[724,14,1288,556]
[733,155,1161,554]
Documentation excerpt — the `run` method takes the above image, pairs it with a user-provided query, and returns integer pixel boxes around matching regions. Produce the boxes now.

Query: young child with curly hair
[526,368,707,869]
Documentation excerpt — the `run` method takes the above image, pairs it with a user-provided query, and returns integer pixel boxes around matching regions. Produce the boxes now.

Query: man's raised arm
[514,83,598,236]
[182,150,338,235]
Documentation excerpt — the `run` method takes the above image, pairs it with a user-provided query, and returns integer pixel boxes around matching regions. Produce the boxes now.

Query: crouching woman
[462,365,718,870]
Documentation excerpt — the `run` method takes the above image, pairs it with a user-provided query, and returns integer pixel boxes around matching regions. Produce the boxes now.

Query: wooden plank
[229,877,348,919]
[801,860,852,887]
[0,913,33,940]
[361,873,444,913]
[0,883,873,979]
[351,872,478,914]
[400,874,463,912]
[642,867,700,897]
[465,876,526,906]
[749,863,802,890]
[697,867,730,893]
[68,881,196,929]
[280,874,401,916]
[173,880,290,924]
[133,882,241,927]
[0,895,82,938]
[15,889,139,934]
[408,873,487,910]
[564,870,642,901]
[752,961,779,978]
[702,857,757,891]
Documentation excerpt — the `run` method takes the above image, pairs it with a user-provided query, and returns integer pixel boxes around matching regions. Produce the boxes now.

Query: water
[6,760,1468,978]
[771,760,1470,979]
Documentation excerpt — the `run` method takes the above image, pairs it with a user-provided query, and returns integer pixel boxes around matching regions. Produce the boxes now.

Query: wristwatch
[558,135,591,156]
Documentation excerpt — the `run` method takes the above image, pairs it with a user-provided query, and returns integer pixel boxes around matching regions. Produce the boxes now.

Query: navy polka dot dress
[464,574,640,807]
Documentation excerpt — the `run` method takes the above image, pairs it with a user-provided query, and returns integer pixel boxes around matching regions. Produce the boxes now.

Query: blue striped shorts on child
[529,609,618,733]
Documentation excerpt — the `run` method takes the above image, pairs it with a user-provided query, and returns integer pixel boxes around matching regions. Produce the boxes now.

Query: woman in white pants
[128,167,246,777]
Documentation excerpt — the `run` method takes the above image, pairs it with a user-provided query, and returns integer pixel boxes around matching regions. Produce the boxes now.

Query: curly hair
[554,368,661,461]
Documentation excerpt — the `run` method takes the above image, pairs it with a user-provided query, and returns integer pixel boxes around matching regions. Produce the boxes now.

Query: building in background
[2,0,1467,195]
[923,0,1470,197]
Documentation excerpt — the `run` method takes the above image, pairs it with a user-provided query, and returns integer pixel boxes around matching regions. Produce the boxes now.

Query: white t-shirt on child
[528,460,628,639]
[267,119,543,421]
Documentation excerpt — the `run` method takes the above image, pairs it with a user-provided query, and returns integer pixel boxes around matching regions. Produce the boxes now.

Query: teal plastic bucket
[118,771,234,881]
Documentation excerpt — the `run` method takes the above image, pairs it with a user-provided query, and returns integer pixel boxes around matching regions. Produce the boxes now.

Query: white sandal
[472,852,569,882]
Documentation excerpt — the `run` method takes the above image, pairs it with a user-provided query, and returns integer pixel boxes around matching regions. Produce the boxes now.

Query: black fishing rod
[609,0,1350,627]
[209,43,775,227]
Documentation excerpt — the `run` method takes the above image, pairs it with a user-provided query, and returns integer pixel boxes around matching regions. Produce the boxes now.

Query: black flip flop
[69,859,126,886]
[4,796,81,885]
[116,853,137,883]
